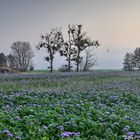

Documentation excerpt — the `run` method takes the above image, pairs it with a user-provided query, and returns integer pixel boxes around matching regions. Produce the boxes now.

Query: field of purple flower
[0,71,140,140]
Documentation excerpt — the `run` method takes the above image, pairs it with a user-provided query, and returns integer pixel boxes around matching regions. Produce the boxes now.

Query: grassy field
[0,71,140,140]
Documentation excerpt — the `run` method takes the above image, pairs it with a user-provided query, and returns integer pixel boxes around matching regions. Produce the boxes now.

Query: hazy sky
[1,0,140,69]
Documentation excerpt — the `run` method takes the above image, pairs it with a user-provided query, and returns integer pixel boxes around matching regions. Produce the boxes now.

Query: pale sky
[1,0,140,69]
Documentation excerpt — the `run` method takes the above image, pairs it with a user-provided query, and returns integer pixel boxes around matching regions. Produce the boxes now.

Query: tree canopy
[37,28,63,72]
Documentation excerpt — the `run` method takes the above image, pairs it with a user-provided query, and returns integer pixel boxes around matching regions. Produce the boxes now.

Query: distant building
[0,66,16,73]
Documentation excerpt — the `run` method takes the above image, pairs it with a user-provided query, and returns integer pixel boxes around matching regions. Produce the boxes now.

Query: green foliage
[133,47,140,70]
[7,54,16,69]
[123,47,140,71]
[0,72,140,139]
[0,53,7,66]
[123,53,135,71]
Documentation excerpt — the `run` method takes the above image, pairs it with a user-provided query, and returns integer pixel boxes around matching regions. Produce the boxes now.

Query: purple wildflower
[60,131,80,138]
[127,132,135,137]
[2,130,14,138]
[15,115,21,121]
[124,138,129,140]
[2,130,9,134]
[75,104,80,108]
[61,132,72,138]
[103,122,108,126]
[42,126,48,130]
[57,125,64,130]
[7,133,14,138]
[110,95,118,100]
[122,126,130,132]
[98,103,104,108]
[135,135,140,139]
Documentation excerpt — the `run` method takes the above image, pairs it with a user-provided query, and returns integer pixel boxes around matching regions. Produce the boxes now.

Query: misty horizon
[1,0,140,70]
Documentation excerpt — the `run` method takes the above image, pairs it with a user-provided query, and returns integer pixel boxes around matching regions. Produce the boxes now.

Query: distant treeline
[123,48,140,71]
[2,24,140,73]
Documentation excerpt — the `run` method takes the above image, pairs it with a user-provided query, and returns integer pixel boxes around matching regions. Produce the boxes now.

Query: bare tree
[37,28,63,72]
[69,24,99,72]
[59,25,77,71]
[11,41,34,71]
[80,46,97,71]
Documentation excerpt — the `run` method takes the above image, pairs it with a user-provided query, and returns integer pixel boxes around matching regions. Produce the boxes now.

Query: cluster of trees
[0,41,34,72]
[3,24,140,73]
[37,24,99,72]
[123,47,140,71]
[0,24,99,73]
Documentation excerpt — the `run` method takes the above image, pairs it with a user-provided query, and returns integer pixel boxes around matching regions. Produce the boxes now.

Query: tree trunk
[76,62,79,72]
[50,57,53,72]
[68,54,71,72]
[83,53,89,71]
[76,49,80,72]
